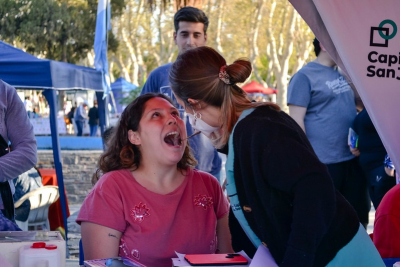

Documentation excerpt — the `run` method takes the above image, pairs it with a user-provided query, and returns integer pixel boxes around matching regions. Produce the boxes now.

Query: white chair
[14,185,59,231]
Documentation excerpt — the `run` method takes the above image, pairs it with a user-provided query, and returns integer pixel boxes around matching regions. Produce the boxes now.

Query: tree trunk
[265,2,299,112]
[214,0,225,53]
[275,8,296,112]
[109,61,115,82]
[250,0,267,87]
[291,20,312,75]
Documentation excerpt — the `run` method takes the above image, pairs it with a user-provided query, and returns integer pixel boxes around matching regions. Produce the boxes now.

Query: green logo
[378,19,397,40]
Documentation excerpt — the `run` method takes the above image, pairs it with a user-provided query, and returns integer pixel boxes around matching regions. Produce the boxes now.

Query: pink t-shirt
[77,168,229,267]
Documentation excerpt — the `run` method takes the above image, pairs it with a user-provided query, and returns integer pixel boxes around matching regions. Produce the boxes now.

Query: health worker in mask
[169,46,385,267]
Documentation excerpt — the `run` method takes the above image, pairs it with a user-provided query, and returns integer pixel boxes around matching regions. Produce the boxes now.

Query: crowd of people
[68,100,100,137]
[23,95,47,119]
[22,93,100,137]
[63,100,99,137]
[1,5,399,267]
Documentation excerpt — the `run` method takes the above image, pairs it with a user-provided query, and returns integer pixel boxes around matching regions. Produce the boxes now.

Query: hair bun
[226,59,252,84]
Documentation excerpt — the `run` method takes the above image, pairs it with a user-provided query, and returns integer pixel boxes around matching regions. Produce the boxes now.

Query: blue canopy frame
[0,40,108,250]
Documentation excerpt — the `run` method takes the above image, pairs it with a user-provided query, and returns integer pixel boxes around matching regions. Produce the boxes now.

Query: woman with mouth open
[76,93,233,267]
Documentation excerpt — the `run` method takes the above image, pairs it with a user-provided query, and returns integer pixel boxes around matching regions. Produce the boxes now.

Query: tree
[247,0,313,110]
[0,0,124,63]
[249,0,267,87]
[111,0,314,108]
[110,0,176,85]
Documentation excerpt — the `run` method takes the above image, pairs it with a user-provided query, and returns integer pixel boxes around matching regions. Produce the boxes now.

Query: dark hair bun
[226,59,252,84]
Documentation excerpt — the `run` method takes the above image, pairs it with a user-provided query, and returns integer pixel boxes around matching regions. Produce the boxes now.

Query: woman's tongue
[164,134,180,146]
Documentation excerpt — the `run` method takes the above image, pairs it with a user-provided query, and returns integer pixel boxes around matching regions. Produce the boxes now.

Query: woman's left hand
[350,146,360,157]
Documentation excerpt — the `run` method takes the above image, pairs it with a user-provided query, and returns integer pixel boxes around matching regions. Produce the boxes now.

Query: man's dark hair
[174,6,209,34]
[313,38,321,57]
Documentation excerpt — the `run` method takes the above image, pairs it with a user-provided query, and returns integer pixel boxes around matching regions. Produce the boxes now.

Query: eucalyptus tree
[0,0,124,63]
[110,0,204,86]
[111,0,314,109]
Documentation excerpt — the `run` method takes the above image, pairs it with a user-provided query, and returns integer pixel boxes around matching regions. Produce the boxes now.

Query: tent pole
[109,91,117,115]
[96,91,109,150]
[42,89,69,257]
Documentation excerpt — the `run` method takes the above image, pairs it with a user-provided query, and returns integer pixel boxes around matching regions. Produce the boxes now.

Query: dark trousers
[89,125,98,137]
[75,120,84,136]
[365,165,396,209]
[326,157,370,228]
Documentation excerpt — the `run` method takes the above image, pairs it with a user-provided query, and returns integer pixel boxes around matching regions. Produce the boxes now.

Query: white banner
[30,117,67,135]
[290,0,400,172]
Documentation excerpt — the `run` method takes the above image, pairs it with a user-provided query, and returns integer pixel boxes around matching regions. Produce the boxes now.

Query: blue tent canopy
[0,41,103,90]
[111,77,137,113]
[0,40,107,250]
[111,77,137,91]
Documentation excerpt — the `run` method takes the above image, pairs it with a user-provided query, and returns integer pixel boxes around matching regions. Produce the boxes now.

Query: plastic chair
[14,185,59,231]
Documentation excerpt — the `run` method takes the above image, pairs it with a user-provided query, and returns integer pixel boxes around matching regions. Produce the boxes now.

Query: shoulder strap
[225,108,262,248]
[0,182,14,221]
[0,135,8,152]
[0,134,14,221]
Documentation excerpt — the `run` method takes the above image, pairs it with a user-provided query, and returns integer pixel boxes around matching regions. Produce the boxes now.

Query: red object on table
[38,169,70,230]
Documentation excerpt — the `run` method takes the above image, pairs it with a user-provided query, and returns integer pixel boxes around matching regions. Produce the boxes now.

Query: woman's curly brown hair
[92,93,197,185]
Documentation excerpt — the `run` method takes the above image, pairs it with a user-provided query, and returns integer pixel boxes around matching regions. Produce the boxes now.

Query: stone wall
[37,150,103,204]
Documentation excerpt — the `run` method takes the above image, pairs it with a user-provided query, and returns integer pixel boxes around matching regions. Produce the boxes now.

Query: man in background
[140,7,222,180]
[88,100,99,137]
[24,96,33,118]
[74,101,88,137]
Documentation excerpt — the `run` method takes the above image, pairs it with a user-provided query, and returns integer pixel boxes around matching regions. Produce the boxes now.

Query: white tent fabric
[289,0,400,173]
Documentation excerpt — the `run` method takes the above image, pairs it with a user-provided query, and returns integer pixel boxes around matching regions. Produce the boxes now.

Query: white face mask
[187,112,220,138]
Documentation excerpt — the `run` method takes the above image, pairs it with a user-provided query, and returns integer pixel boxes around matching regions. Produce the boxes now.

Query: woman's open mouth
[164,131,183,146]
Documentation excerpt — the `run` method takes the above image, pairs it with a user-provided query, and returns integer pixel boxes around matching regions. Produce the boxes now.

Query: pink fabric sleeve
[202,172,230,220]
[76,173,127,233]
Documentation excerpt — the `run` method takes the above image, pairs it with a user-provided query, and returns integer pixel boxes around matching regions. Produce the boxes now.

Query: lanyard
[225,108,261,248]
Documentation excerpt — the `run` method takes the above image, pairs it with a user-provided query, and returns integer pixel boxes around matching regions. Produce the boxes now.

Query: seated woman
[169,46,384,266]
[76,93,232,267]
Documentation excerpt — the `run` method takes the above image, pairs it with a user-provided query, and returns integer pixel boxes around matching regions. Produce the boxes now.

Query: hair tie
[219,65,231,85]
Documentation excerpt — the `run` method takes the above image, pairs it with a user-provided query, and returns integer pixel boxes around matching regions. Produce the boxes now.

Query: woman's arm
[216,214,234,253]
[288,105,307,133]
[81,222,122,260]
[0,82,37,181]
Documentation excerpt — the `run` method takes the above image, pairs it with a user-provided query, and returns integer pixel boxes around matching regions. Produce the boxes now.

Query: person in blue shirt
[140,7,221,180]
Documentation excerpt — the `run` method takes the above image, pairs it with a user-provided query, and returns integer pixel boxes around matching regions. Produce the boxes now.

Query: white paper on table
[249,245,278,267]
[0,254,12,267]
[172,251,252,267]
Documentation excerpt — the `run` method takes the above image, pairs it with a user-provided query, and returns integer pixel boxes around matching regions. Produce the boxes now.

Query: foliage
[118,86,142,105]
[0,0,315,107]
[0,0,125,63]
